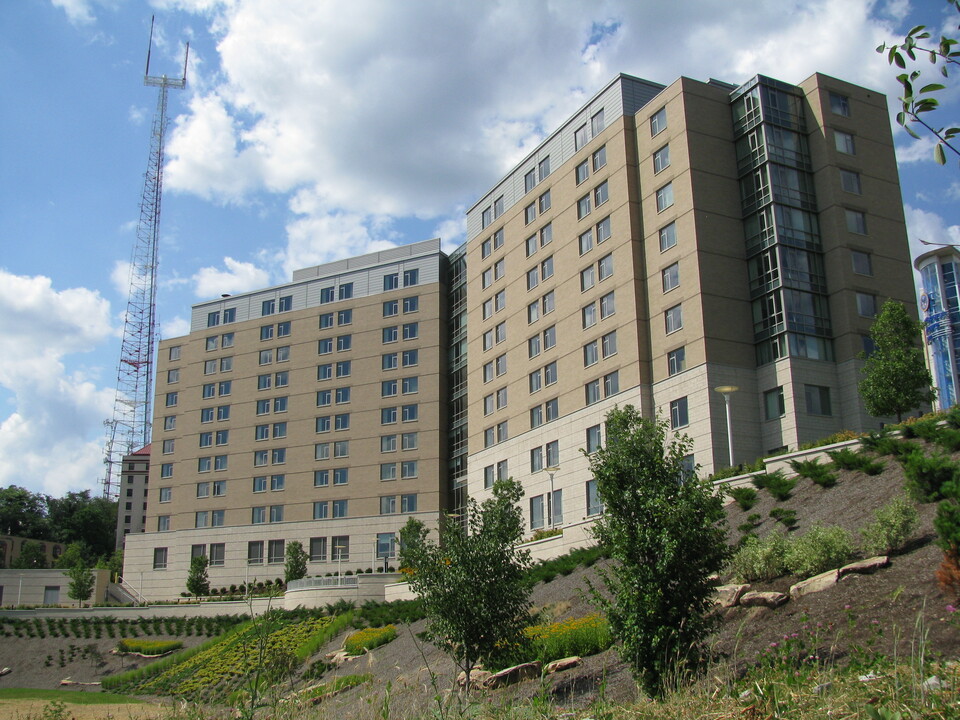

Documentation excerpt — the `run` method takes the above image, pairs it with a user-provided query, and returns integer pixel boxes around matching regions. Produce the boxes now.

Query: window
[403,322,419,340]
[160,464,173,480]
[835,130,856,154]
[604,370,619,396]
[598,253,614,282]
[271,474,285,491]
[662,262,679,292]
[314,470,328,487]
[530,447,543,473]
[601,330,616,357]
[248,541,264,564]
[653,144,671,174]
[765,387,785,419]
[318,363,333,381]
[530,405,543,428]
[209,542,225,565]
[592,145,607,171]
[481,267,493,289]
[332,537,350,561]
[402,349,418,367]
[805,384,832,416]
[402,377,418,394]
[207,311,220,328]
[383,300,398,317]
[650,106,667,135]
[584,340,599,367]
[542,291,555,316]
[402,432,418,450]
[403,296,419,313]
[402,404,418,422]
[596,216,611,243]
[220,356,233,372]
[577,194,591,219]
[262,299,276,316]
[656,183,674,212]
[167,368,179,384]
[539,190,551,213]
[218,404,231,420]
[268,539,285,563]
[276,321,290,338]
[382,407,398,424]
[271,448,286,464]
[574,123,588,150]
[382,353,398,371]
[259,349,273,366]
[318,338,333,354]
[168,346,181,361]
[336,335,351,352]
[401,460,418,478]
[252,506,266,524]
[857,292,878,318]
[586,479,603,516]
[278,295,292,312]
[195,511,209,529]
[380,495,397,515]
[541,256,554,281]
[530,495,545,530]
[840,169,862,194]
[586,424,602,454]
[829,92,850,117]
[599,291,615,319]
[383,326,398,343]
[538,155,551,181]
[163,438,176,454]
[543,326,556,350]
[198,457,212,473]
[579,229,593,255]
[585,379,601,405]
[205,336,218,351]
[216,429,230,445]
[851,250,873,276]
[201,407,215,423]
[481,238,492,260]
[166,392,178,407]
[319,313,334,330]
[253,476,268,493]
[213,480,226,497]
[544,361,558,386]
[667,346,686,376]
[665,304,683,334]
[670,397,689,429]
[545,397,559,422]
[659,222,677,251]
[333,500,348,518]
[335,387,350,404]
[403,269,419,287]
[384,273,399,291]
[545,439,559,467]
[529,369,542,393]
[269,505,284,523]
[576,160,589,185]
[339,282,354,299]
[153,547,168,569]
[310,537,327,561]
[320,287,335,304]
[481,205,492,228]
[336,361,351,378]
[494,290,506,314]
[159,486,172,502]
[315,500,329,520]
[257,374,272,391]
[214,455,228,471]
[582,303,597,329]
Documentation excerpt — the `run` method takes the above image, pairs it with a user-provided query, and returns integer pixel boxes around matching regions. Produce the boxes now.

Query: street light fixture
[714,385,739,468]
[545,466,560,528]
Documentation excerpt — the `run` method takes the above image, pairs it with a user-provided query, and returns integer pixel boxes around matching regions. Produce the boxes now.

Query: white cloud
[128,105,147,125]
[50,0,95,25]
[110,260,132,297]
[192,256,271,298]
[0,271,116,496]
[161,315,191,339]
[905,204,960,261]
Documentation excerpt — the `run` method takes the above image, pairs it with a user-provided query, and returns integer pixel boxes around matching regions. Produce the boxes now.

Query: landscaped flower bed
[344,625,397,655]
[117,638,183,655]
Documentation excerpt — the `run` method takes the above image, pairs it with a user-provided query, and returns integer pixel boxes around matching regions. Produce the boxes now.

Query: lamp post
[18,574,23,608]
[545,466,560,528]
[714,385,739,468]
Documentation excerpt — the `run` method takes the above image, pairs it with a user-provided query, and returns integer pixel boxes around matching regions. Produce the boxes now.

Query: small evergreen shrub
[860,496,919,556]
[900,417,942,442]
[902,450,958,502]
[790,458,838,488]
[946,406,960,430]
[117,638,183,655]
[785,524,855,578]
[937,428,960,453]
[730,532,790,582]
[344,625,397,655]
[728,486,758,511]
[769,507,798,529]
[752,470,796,501]
[827,447,885,475]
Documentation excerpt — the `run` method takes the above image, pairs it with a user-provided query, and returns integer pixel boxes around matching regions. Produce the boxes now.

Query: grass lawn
[0,688,145,704]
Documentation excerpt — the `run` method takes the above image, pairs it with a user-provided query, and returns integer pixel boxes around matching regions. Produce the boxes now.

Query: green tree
[66,561,96,607]
[12,540,48,569]
[399,479,532,693]
[586,405,728,698]
[54,542,89,569]
[876,0,959,166]
[46,491,117,562]
[859,300,935,422]
[284,540,308,583]
[0,485,50,539]
[186,555,210,598]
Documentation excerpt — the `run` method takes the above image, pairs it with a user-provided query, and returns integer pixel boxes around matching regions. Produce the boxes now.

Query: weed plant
[730,532,790,582]
[860,496,919,556]
[523,614,613,665]
[117,638,184,655]
[344,625,397,655]
[785,524,855,578]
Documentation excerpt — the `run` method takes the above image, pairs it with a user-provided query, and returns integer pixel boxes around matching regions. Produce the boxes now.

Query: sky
[0,0,958,499]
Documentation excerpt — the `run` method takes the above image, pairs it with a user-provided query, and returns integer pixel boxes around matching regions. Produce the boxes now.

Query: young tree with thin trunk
[284,540,308,584]
[186,555,210,598]
[66,561,95,608]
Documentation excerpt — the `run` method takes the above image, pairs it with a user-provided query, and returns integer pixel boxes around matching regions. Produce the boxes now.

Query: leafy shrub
[901,450,958,502]
[769,507,797,529]
[524,614,612,664]
[356,598,425,627]
[936,428,960,453]
[785,524,855,578]
[900,418,942,442]
[752,470,796,501]
[728,486,758,511]
[860,496,919,556]
[860,432,919,459]
[730,532,790,582]
[117,638,184,655]
[827,448,885,475]
[946,406,960,430]
[527,545,606,586]
[344,625,397,655]
[790,458,838,488]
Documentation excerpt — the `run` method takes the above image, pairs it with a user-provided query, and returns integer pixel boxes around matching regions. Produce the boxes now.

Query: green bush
[785,524,855,578]
[789,458,838,488]
[524,614,612,665]
[343,625,397,655]
[946,406,960,430]
[752,470,796,501]
[356,598,425,627]
[900,418,942,442]
[859,496,919,556]
[728,486,758,511]
[730,532,790,582]
[936,428,960,453]
[117,638,183,655]
[827,448,886,475]
[769,507,797,529]
[901,450,958,502]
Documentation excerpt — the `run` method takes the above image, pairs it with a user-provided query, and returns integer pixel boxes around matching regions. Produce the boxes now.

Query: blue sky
[1,0,957,497]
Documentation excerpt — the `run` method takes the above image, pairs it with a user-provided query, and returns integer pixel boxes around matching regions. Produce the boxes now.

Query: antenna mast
[102,17,188,499]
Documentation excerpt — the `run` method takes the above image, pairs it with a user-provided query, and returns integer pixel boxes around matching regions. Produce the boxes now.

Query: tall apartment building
[465,72,915,533]
[123,241,448,599]
[115,445,151,548]
[123,72,917,599]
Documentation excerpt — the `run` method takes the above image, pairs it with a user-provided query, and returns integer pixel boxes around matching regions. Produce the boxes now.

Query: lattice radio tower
[102,18,188,499]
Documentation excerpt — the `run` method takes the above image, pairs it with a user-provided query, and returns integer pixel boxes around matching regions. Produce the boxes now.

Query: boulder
[483,661,542,689]
[714,584,750,608]
[839,556,890,577]
[456,669,492,688]
[545,656,581,674]
[739,591,788,609]
[790,570,838,600]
